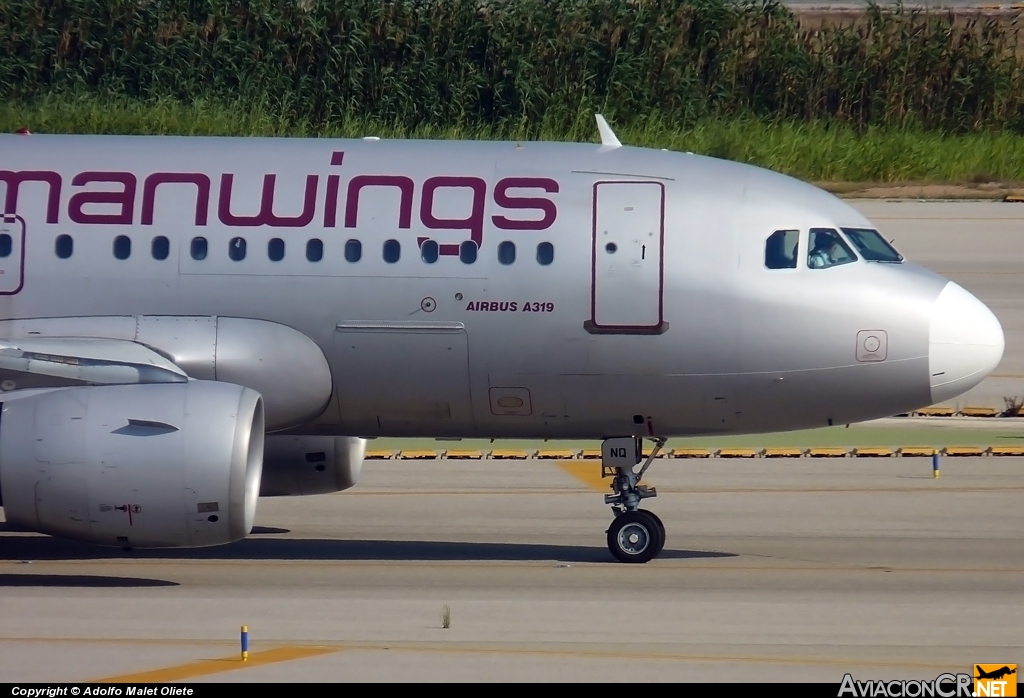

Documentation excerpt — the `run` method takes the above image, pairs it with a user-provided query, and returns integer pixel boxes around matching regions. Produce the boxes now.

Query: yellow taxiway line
[555,460,608,491]
[93,645,339,683]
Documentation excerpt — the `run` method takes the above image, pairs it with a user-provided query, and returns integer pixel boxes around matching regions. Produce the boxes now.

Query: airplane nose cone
[928,281,1004,404]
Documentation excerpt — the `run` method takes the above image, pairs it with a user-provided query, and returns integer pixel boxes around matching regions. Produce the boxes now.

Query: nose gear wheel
[607,509,664,563]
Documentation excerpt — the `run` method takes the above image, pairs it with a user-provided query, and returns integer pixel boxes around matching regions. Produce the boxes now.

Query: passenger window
[421,239,439,264]
[459,240,478,264]
[764,230,798,269]
[807,228,857,269]
[228,237,247,261]
[151,236,169,260]
[306,238,323,262]
[344,239,361,263]
[55,234,73,259]
[0,233,12,258]
[268,238,284,262]
[498,241,516,265]
[841,228,903,263]
[190,237,207,261]
[383,239,400,263]
[537,242,554,265]
[112,235,131,260]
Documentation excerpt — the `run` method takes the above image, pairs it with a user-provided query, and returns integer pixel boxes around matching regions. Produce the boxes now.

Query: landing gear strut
[602,436,667,563]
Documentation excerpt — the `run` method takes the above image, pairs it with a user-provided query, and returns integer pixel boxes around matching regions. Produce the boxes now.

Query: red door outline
[0,214,26,296]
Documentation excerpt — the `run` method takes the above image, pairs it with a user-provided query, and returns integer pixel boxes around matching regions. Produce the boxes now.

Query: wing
[0,337,188,392]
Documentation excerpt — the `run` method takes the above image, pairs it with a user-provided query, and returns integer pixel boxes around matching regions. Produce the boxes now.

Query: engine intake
[0,381,264,547]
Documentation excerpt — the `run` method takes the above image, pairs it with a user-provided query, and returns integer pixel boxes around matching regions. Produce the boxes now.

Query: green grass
[3,1,1022,133]
[5,95,1024,183]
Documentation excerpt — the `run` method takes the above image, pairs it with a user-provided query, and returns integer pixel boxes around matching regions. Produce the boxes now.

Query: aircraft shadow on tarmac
[0,531,737,564]
[0,574,178,588]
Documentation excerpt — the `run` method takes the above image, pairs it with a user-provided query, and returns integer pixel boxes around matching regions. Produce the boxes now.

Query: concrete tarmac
[2,456,1021,682]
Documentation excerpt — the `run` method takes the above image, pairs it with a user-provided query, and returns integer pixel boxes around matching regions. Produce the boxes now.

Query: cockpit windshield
[841,228,904,263]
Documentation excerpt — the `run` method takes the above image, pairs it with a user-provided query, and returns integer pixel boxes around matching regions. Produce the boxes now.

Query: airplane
[0,116,1004,563]
[975,666,1016,681]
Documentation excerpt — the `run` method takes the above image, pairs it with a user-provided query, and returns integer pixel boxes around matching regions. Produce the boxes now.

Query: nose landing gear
[602,436,667,563]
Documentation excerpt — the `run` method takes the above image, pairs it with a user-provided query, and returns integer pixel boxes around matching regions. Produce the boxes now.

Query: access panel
[333,321,473,436]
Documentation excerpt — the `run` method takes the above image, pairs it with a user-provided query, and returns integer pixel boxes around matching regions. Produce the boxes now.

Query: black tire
[647,511,666,556]
[607,510,664,563]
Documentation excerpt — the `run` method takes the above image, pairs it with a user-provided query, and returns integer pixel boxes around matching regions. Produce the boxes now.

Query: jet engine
[260,435,366,496]
[0,381,264,548]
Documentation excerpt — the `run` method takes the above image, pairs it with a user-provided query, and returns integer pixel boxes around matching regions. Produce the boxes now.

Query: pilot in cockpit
[807,239,836,269]
[807,229,851,269]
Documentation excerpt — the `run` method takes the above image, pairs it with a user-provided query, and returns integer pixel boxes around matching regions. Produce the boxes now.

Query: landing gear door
[586,182,667,334]
[0,214,26,295]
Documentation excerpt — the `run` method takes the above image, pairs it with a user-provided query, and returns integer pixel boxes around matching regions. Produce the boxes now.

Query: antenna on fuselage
[595,114,621,148]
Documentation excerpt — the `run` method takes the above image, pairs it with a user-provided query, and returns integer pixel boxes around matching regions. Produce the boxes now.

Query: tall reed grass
[1,0,1021,134]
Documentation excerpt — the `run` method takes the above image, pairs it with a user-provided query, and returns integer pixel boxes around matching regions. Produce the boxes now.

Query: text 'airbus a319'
[0,116,1003,562]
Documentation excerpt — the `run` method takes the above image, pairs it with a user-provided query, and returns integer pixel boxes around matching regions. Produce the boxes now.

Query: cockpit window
[764,230,799,269]
[841,228,904,263]
[807,228,857,269]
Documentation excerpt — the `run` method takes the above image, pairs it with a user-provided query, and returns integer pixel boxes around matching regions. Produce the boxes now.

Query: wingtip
[595,114,622,148]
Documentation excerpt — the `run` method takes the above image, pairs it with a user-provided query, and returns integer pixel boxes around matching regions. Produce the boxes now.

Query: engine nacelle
[0,381,264,548]
[260,435,366,496]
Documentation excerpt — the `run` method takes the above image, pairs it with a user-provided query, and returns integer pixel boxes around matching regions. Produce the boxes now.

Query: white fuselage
[0,135,1004,439]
